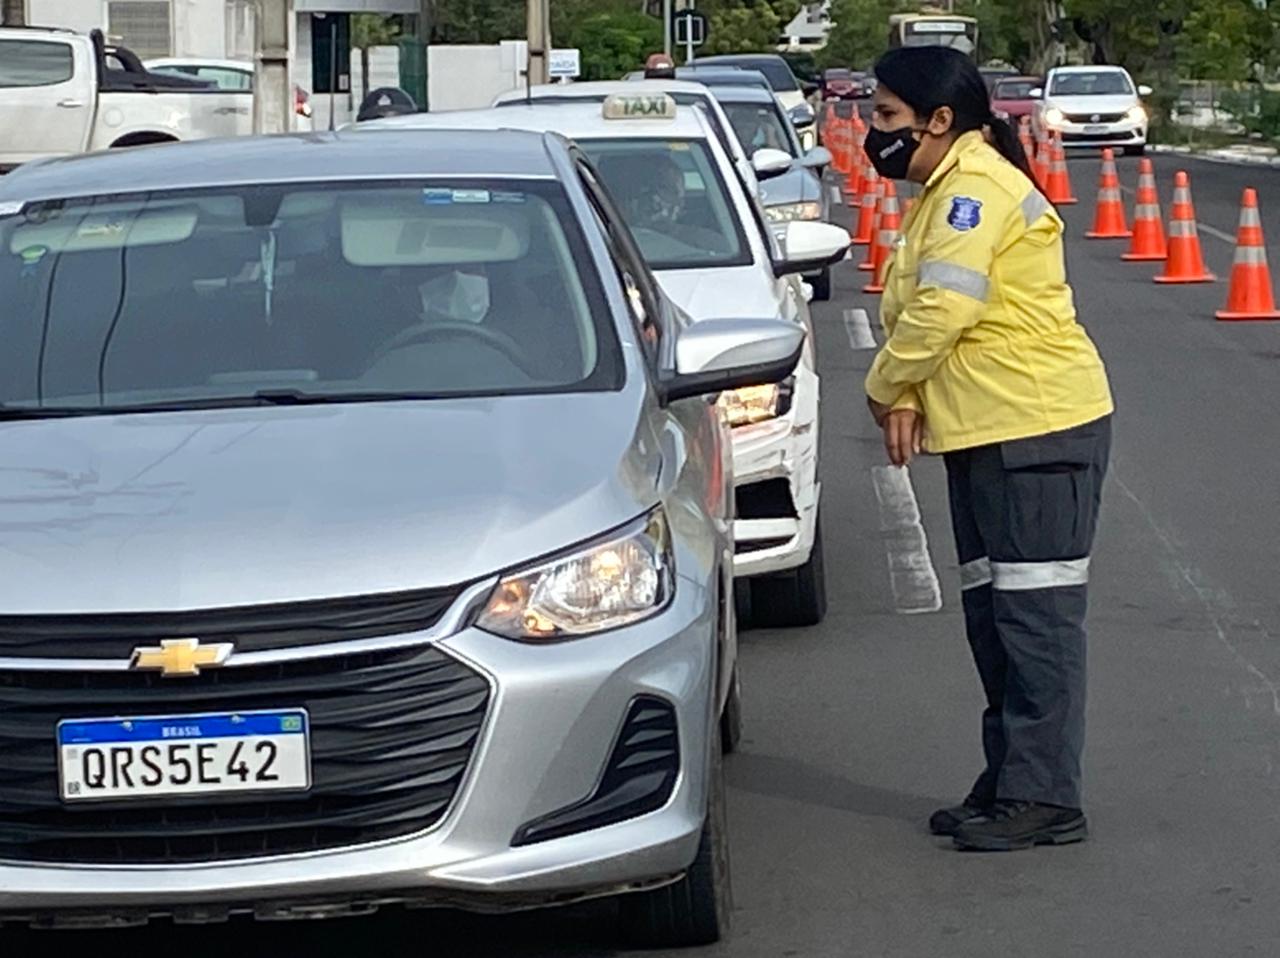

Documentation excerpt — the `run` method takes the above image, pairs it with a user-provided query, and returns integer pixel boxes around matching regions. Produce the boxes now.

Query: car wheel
[720,665,743,755]
[810,266,832,302]
[1124,144,1146,157]
[749,512,828,628]
[619,728,732,948]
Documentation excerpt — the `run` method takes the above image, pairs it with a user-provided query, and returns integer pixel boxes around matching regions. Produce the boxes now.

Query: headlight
[764,201,823,224]
[717,382,784,426]
[1044,107,1065,127]
[1126,105,1147,124]
[476,510,673,641]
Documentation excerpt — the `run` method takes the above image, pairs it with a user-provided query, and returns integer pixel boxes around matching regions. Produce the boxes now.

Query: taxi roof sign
[602,93,678,120]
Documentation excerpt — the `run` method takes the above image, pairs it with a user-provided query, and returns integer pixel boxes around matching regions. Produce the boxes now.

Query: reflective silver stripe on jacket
[918,261,990,301]
[990,557,1090,591]
[959,557,992,591]
[1021,190,1051,226]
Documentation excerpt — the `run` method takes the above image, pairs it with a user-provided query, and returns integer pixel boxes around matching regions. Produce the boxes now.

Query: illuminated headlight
[718,383,781,426]
[765,201,823,224]
[1043,107,1065,127]
[1126,105,1147,124]
[476,510,673,641]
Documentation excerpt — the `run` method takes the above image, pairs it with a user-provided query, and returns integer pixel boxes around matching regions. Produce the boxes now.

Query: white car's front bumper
[730,363,820,578]
[1045,117,1146,149]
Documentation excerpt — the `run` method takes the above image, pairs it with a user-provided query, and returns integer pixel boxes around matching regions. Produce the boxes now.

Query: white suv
[1034,66,1151,155]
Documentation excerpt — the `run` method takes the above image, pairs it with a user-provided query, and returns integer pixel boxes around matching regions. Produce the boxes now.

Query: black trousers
[944,416,1111,810]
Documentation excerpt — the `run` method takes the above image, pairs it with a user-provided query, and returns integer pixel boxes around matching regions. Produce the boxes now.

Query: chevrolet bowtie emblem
[130,638,233,677]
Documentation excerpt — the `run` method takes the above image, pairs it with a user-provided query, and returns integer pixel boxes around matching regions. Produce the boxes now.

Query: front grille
[1062,130,1137,143]
[0,645,489,864]
[0,585,465,660]
[512,696,678,846]
[1064,112,1127,123]
[736,478,797,521]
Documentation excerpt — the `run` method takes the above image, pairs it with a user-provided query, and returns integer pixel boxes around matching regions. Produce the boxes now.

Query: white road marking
[843,307,877,350]
[871,466,943,615]
[1117,183,1235,245]
[830,185,845,206]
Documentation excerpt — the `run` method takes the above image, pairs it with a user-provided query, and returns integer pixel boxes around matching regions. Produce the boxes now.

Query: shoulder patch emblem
[947,196,983,232]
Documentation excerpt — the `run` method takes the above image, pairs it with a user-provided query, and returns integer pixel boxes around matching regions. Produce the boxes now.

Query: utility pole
[663,0,672,56]
[1,0,27,26]
[526,0,551,87]
[253,0,293,134]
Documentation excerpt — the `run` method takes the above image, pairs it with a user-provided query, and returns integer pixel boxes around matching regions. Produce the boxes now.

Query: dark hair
[873,47,1036,187]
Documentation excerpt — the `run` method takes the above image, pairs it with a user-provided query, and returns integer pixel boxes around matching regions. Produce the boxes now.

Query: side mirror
[802,81,820,98]
[1138,84,1153,97]
[773,220,850,277]
[789,103,817,129]
[1029,87,1044,99]
[801,145,832,169]
[666,319,805,402]
[752,147,793,180]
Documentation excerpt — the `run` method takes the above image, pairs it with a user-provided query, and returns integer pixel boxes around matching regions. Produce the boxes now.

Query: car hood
[1045,94,1137,114]
[0,395,659,614]
[656,266,781,322]
[758,164,822,206]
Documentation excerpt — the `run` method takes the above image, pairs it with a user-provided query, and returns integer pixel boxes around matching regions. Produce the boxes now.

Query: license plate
[57,710,310,803]
[1084,124,1108,134]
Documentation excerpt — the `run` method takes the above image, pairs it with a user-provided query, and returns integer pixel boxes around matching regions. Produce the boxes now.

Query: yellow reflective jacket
[864,131,1114,454]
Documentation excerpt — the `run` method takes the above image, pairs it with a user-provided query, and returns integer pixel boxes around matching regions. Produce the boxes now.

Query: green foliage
[351,13,402,51]
[560,9,663,79]
[818,0,899,71]
[1221,87,1280,140]
[698,0,785,56]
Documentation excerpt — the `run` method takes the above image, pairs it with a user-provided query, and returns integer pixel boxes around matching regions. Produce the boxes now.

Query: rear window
[722,102,798,158]
[0,179,622,414]
[0,40,74,88]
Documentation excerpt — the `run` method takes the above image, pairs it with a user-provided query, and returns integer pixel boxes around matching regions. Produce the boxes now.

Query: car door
[0,35,94,164]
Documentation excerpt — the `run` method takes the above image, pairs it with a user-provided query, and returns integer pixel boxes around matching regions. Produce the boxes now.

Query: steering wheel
[369,321,531,371]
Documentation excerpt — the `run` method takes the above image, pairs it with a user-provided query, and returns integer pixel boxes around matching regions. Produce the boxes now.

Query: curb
[1151,143,1280,168]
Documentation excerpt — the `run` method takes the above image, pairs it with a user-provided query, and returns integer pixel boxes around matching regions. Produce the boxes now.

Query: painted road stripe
[843,307,877,350]
[830,184,845,206]
[871,465,943,615]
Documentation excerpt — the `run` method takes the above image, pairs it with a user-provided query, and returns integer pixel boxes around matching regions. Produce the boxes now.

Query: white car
[0,28,252,170]
[493,80,760,199]
[361,95,850,627]
[1033,65,1151,155]
[144,57,315,132]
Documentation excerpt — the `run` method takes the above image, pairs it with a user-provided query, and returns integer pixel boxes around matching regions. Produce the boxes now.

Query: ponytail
[984,114,1038,188]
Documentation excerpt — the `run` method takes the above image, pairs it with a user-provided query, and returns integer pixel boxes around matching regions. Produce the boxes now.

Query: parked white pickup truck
[0,27,252,171]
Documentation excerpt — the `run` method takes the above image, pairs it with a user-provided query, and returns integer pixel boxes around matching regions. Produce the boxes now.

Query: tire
[1124,144,1146,157]
[810,266,832,302]
[620,729,732,948]
[749,513,828,628]
[732,577,753,631]
[720,665,743,755]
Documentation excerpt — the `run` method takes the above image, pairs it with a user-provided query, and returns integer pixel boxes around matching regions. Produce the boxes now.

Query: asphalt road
[10,155,1280,957]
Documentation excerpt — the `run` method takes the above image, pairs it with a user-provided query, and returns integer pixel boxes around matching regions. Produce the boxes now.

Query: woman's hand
[867,398,892,428]
[883,408,924,467]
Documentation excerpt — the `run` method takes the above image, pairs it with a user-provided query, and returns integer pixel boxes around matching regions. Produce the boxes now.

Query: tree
[818,0,899,70]
[1,0,25,26]
[559,9,663,78]
[351,14,402,98]
[698,0,786,56]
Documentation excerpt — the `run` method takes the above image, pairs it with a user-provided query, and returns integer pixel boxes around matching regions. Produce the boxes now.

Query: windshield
[0,179,621,415]
[1051,72,1134,96]
[579,138,751,271]
[993,80,1038,100]
[722,101,798,158]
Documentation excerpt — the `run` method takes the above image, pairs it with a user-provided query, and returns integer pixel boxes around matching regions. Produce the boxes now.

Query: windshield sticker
[668,142,691,151]
[422,188,492,205]
[491,191,527,205]
[18,245,49,275]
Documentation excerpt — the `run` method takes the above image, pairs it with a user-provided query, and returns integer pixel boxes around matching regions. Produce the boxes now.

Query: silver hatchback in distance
[0,131,805,947]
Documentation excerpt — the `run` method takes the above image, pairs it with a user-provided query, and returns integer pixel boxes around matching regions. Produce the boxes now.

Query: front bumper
[730,363,820,578]
[0,582,717,925]
[1046,119,1146,148]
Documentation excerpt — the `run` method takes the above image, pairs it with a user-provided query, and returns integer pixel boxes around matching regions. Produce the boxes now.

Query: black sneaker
[928,800,991,837]
[953,800,1088,851]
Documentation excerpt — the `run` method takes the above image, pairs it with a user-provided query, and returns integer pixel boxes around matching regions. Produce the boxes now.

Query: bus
[888,13,979,58]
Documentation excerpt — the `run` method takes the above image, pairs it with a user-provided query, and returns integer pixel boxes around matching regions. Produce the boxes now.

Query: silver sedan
[0,130,803,946]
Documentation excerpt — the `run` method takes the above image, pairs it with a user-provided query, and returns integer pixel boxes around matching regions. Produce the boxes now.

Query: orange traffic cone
[858,178,884,269]
[1033,127,1051,189]
[1085,149,1131,239]
[851,168,879,245]
[1123,159,1167,262]
[847,125,867,200]
[1216,189,1280,320]
[1044,132,1078,205]
[1155,171,1214,284]
[1019,118,1036,178]
[864,181,901,295]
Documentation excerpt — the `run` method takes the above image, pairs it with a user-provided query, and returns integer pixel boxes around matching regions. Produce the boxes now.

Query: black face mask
[864,125,921,180]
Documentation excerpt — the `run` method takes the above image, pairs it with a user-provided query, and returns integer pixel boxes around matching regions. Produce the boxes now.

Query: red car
[991,76,1043,123]
[822,68,863,101]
